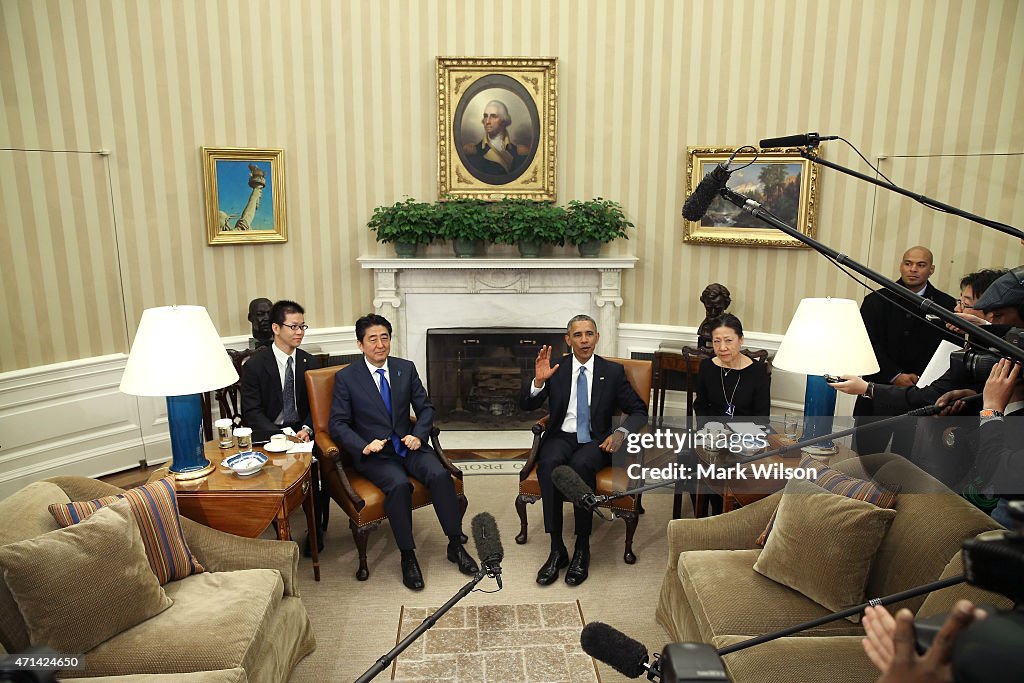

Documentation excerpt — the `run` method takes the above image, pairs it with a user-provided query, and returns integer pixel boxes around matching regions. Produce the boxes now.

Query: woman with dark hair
[693,314,771,420]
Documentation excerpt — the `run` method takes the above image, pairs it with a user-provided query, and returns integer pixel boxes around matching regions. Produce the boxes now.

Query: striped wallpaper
[1,0,1022,372]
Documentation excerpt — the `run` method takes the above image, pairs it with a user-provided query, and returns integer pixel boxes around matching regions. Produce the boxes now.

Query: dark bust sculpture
[697,283,731,348]
[247,297,273,349]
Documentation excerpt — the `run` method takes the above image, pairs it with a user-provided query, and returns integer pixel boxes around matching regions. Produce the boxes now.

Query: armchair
[305,365,468,580]
[514,357,652,563]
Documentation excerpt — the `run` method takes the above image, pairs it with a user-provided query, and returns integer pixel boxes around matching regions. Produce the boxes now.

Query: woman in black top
[693,314,771,421]
[691,314,771,516]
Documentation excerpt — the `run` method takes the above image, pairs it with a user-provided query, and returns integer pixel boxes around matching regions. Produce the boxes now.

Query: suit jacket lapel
[590,356,606,415]
[355,362,393,424]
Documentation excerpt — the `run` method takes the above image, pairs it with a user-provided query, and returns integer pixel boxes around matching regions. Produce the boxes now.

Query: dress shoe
[401,553,424,591]
[535,549,569,585]
[564,547,591,586]
[447,544,480,575]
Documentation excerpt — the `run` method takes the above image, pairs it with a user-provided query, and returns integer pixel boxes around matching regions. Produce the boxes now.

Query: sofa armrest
[713,635,878,683]
[666,493,780,567]
[60,669,247,683]
[180,518,300,597]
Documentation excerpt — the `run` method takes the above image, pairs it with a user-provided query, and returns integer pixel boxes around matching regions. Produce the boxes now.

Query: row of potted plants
[368,197,633,258]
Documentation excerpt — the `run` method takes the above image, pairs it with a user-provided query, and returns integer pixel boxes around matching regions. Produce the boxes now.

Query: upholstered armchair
[305,365,468,580]
[514,357,652,563]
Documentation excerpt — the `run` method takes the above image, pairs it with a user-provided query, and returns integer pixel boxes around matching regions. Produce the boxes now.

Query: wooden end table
[155,441,320,581]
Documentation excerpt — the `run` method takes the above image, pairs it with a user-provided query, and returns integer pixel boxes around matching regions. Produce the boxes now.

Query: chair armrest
[314,430,365,510]
[180,517,301,597]
[519,415,550,480]
[665,493,780,567]
[428,426,464,480]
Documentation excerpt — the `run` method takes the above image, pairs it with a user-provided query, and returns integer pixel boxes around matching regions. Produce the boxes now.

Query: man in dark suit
[521,314,648,587]
[241,300,318,443]
[854,246,957,455]
[328,314,476,591]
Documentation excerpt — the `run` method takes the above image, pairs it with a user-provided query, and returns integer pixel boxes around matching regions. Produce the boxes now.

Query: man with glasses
[241,299,319,443]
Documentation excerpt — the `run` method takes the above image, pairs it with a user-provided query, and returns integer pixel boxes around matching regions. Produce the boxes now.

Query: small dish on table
[224,451,268,477]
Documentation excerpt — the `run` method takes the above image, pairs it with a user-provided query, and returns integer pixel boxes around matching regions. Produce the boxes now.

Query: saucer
[224,451,268,476]
[263,441,291,453]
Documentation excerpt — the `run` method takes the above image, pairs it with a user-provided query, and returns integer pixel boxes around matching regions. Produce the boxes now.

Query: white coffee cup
[215,418,233,448]
[233,427,253,450]
[270,433,289,447]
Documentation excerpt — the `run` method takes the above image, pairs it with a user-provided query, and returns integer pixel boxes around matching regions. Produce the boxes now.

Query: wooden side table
[156,441,320,581]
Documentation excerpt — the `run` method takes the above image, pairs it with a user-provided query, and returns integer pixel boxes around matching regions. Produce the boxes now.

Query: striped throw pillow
[757,454,898,546]
[48,477,204,584]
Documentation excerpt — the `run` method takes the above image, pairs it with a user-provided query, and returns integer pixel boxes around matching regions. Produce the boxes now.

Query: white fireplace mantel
[358,256,637,383]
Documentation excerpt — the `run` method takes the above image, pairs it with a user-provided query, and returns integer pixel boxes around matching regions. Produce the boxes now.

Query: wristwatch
[979,408,1004,418]
[864,382,875,400]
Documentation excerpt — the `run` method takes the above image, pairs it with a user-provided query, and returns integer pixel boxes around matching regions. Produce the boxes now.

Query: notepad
[727,422,767,436]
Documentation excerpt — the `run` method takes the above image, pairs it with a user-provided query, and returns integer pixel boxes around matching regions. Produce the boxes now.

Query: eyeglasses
[280,323,308,332]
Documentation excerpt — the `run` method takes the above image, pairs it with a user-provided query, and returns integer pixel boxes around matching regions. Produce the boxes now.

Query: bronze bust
[247,298,273,349]
[697,283,731,348]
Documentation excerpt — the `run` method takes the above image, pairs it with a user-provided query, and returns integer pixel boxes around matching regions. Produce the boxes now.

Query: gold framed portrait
[682,146,820,248]
[437,57,557,201]
[202,147,287,245]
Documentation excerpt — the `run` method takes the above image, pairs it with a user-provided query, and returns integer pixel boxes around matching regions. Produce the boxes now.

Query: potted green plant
[367,198,438,257]
[564,197,633,257]
[438,199,494,257]
[493,199,566,257]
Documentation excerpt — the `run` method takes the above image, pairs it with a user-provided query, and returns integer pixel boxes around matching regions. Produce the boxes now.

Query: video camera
[949,328,1024,384]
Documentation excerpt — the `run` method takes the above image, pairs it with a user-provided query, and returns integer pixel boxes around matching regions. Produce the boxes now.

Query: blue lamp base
[801,375,838,456]
[166,394,215,480]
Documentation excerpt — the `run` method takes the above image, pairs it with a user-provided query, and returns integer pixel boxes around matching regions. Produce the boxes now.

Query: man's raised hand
[534,345,560,388]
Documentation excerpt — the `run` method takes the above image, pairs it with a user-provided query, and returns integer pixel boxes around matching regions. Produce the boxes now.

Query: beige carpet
[288,473,688,682]
[390,601,597,682]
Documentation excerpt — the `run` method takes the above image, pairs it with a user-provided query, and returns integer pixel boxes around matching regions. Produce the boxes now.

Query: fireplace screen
[427,328,568,430]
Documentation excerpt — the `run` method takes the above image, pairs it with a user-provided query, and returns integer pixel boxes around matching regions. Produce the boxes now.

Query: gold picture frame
[682,146,820,248]
[202,147,287,245]
[437,57,557,201]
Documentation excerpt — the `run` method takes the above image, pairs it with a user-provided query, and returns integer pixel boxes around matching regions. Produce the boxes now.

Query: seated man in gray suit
[328,314,476,590]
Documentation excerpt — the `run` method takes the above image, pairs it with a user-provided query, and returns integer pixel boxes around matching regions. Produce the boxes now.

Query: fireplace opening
[427,328,568,430]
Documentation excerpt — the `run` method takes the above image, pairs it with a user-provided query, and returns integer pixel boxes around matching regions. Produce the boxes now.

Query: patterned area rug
[391,600,599,682]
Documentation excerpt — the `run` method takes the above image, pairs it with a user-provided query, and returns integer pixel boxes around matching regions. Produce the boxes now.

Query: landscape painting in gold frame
[682,146,819,248]
[437,57,557,200]
[203,147,287,245]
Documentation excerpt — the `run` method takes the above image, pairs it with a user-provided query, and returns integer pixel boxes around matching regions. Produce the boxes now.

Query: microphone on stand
[470,512,504,588]
[551,466,609,519]
[581,622,657,679]
[681,163,732,222]
[758,131,839,148]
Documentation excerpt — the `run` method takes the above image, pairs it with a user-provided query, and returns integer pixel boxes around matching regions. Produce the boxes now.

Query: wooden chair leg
[352,523,371,581]
[636,493,645,515]
[514,495,531,544]
[458,493,469,544]
[622,513,638,564]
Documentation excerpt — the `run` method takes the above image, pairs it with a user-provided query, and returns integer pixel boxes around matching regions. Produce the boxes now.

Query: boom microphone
[470,512,504,588]
[580,622,652,679]
[551,465,601,513]
[758,131,839,148]
[681,163,731,222]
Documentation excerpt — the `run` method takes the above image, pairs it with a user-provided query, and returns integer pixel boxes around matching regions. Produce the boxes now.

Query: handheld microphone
[580,622,654,679]
[470,512,504,588]
[551,465,606,516]
[758,131,839,148]
[681,163,731,222]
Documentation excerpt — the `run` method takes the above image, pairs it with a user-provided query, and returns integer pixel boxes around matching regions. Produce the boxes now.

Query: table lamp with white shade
[772,297,879,454]
[120,306,239,479]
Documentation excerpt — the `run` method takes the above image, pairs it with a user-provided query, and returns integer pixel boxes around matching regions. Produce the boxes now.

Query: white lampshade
[120,306,239,396]
[773,297,879,377]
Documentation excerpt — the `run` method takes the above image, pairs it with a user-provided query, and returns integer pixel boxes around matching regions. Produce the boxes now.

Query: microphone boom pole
[717,186,1024,364]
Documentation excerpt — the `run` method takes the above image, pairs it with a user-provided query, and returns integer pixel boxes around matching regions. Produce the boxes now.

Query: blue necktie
[577,366,592,443]
[376,369,407,457]
[282,357,298,424]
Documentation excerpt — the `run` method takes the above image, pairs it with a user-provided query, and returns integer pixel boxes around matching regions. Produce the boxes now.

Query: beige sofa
[656,453,1011,683]
[0,477,316,682]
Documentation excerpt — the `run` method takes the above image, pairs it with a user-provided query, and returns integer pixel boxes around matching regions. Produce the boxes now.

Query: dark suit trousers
[537,430,610,537]
[352,444,461,551]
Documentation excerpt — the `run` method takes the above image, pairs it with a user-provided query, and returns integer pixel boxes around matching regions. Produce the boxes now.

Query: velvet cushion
[48,476,204,584]
[753,477,897,619]
[0,501,172,653]
[757,454,898,545]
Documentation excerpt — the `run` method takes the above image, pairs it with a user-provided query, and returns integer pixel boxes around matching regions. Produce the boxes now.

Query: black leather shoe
[401,553,425,591]
[564,547,590,586]
[535,549,569,585]
[447,544,480,575]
